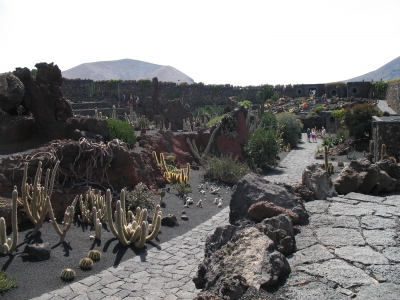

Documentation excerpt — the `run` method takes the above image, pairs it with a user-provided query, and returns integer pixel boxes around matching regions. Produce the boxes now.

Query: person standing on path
[321,127,326,139]
[311,129,317,142]
[307,128,311,143]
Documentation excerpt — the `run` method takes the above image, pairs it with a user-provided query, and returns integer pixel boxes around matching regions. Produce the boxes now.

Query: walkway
[266,133,322,183]
[376,100,398,115]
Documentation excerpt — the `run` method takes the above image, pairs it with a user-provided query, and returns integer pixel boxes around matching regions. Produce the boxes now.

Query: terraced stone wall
[386,82,400,113]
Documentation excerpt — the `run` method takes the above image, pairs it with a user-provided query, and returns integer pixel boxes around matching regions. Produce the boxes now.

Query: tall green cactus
[105,189,162,248]
[22,161,59,234]
[0,187,19,253]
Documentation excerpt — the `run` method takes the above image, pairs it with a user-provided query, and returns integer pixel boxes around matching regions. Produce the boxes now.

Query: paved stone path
[283,191,400,299]
[34,133,400,299]
[265,133,323,183]
[376,100,398,115]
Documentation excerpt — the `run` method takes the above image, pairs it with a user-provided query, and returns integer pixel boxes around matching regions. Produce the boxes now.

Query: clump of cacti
[0,187,19,253]
[22,161,59,234]
[105,189,162,248]
[79,257,94,270]
[337,161,344,167]
[77,188,107,223]
[60,268,76,281]
[88,250,101,262]
[153,151,190,184]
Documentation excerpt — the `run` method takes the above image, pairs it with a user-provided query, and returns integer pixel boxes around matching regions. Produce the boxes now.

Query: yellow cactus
[152,151,160,165]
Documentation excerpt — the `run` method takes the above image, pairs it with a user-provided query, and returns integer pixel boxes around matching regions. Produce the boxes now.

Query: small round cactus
[60,268,76,281]
[87,249,101,262]
[79,257,94,270]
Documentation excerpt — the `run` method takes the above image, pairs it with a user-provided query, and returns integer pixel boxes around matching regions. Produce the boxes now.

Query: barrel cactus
[60,268,76,281]
[87,250,101,262]
[79,257,94,270]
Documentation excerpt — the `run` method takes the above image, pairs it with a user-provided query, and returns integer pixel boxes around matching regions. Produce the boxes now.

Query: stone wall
[62,78,266,107]
[347,82,370,98]
[386,82,400,113]
[293,84,325,98]
[62,79,384,109]
[372,116,400,162]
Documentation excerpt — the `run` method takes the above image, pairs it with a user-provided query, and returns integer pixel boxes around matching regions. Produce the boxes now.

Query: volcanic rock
[334,158,382,194]
[229,173,308,225]
[0,72,25,112]
[193,226,290,299]
[302,163,337,199]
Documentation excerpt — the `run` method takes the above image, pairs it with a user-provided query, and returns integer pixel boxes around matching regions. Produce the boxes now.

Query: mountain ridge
[345,56,400,82]
[61,58,194,83]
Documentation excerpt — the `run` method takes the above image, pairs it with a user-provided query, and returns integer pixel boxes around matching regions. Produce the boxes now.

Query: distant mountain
[62,59,194,83]
[345,56,400,82]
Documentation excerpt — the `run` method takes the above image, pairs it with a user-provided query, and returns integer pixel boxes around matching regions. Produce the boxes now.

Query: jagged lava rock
[334,158,383,194]
[229,173,308,225]
[0,72,25,112]
[302,163,337,200]
[248,201,299,224]
[193,226,290,299]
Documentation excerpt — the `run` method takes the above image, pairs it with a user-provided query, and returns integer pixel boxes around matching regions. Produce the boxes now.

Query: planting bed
[0,168,233,299]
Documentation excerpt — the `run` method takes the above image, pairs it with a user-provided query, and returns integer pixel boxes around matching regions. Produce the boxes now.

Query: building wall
[386,82,400,113]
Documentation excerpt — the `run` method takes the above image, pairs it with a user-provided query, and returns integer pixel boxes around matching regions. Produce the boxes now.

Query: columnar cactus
[47,195,78,243]
[77,188,107,223]
[186,124,221,165]
[0,187,19,253]
[22,161,59,234]
[105,189,162,248]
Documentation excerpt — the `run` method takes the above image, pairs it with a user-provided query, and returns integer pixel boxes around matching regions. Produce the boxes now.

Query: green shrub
[271,94,279,102]
[198,105,224,116]
[306,112,320,119]
[174,182,192,197]
[106,119,137,144]
[276,112,303,148]
[204,155,250,184]
[315,105,324,113]
[342,104,381,138]
[373,81,388,94]
[259,112,277,129]
[325,81,346,87]
[332,108,344,119]
[237,100,252,108]
[124,183,155,212]
[206,114,225,127]
[244,128,281,167]
[0,270,18,292]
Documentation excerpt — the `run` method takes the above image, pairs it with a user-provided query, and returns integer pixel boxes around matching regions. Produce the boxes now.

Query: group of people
[123,93,139,108]
[306,127,326,143]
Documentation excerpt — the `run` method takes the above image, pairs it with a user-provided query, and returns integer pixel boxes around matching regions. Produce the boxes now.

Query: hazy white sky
[0,0,399,86]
